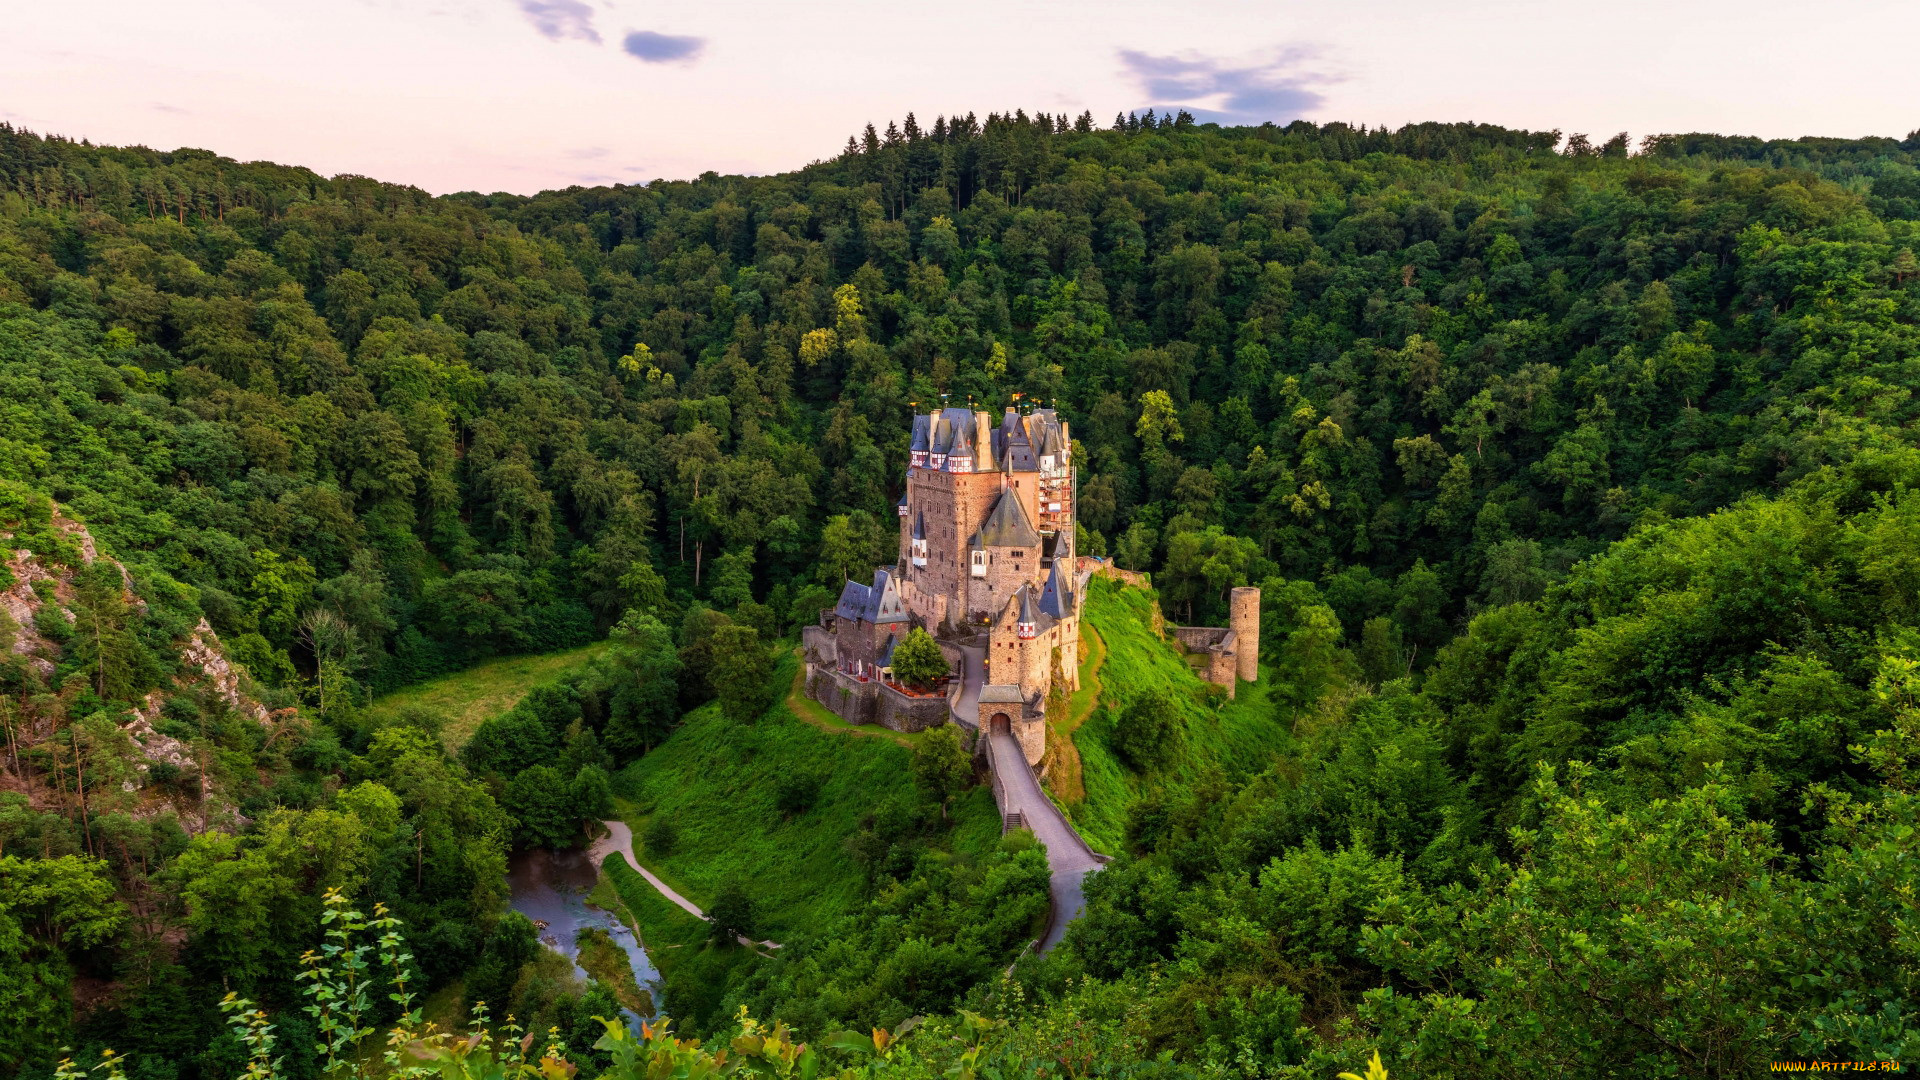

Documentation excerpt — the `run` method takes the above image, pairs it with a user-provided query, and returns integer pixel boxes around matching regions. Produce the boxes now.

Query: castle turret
[1230,586,1260,683]
[1016,587,1038,640]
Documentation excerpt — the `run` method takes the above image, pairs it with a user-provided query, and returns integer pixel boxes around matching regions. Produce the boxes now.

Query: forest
[1,108,1918,1077]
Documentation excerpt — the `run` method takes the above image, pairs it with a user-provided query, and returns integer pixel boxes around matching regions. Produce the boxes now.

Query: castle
[803,404,1258,768]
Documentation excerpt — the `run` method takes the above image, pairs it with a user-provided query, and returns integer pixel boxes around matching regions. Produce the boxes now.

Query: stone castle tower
[802,404,1083,766]
[804,403,1259,763]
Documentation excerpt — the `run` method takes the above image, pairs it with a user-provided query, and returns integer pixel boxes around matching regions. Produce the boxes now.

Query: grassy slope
[1068,576,1293,852]
[613,652,1002,942]
[364,641,611,751]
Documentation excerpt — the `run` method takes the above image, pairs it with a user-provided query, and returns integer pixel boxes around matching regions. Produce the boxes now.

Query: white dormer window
[1040,455,1054,471]
[911,450,927,468]
[911,538,928,567]
[929,453,946,469]
[970,550,989,578]
[949,454,970,473]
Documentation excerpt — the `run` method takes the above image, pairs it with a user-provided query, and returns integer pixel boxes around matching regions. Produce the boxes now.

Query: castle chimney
[975,411,992,471]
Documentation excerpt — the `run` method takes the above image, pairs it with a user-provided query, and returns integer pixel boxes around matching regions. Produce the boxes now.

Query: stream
[505,844,662,1030]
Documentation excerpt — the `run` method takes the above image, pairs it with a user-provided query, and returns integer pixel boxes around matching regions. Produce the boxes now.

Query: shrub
[708,879,757,944]
[643,814,678,856]
[1110,690,1183,772]
[773,770,824,817]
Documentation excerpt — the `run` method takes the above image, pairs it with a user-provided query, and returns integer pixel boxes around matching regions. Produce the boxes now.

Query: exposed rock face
[5,504,279,800]
[2,546,64,680]
[180,618,273,725]
[121,692,194,772]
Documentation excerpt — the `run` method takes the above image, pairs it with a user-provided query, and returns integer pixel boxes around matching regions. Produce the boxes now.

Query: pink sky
[6,0,1916,195]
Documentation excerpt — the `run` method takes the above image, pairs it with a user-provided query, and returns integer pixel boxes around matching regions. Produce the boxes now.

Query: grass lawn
[364,641,611,751]
[1068,576,1294,852]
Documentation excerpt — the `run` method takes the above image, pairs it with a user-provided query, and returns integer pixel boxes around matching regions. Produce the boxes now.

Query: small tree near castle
[889,627,948,690]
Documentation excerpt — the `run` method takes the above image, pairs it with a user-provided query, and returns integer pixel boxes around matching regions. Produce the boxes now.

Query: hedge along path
[591,821,782,953]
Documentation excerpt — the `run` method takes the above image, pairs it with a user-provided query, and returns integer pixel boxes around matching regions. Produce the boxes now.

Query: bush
[643,814,678,856]
[773,770,824,817]
[1110,690,1183,772]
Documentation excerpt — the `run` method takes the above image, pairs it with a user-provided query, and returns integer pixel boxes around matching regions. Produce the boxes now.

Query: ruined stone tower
[1230,586,1260,683]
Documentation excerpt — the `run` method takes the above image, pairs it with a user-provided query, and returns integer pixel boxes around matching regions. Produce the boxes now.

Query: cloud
[568,146,609,159]
[1118,45,1336,126]
[622,30,704,64]
[515,0,599,43]
[152,103,191,114]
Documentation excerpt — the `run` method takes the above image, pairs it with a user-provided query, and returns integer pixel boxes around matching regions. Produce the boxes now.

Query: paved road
[986,732,1103,953]
[947,641,984,730]
[592,820,782,949]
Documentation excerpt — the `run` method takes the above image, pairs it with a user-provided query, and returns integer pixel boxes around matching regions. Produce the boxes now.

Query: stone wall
[806,665,877,725]
[806,662,951,733]
[875,682,949,733]
[801,624,837,665]
[1168,625,1230,652]
[1078,556,1151,590]
[1206,632,1238,697]
[1168,624,1240,698]
[901,466,1004,629]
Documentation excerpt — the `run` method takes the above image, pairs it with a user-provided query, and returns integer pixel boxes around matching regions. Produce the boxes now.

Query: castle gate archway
[989,712,1011,735]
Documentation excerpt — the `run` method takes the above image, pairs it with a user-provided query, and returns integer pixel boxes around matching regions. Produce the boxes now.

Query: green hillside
[610,654,1004,941]
[5,109,1920,1075]
[1069,576,1291,851]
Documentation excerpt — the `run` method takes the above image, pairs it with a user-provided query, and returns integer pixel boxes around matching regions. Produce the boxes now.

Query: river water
[505,844,662,1029]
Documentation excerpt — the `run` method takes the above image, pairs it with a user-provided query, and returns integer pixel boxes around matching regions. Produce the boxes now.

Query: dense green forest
[3,109,1920,1077]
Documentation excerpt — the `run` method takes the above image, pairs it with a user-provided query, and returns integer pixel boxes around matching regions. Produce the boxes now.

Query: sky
[4,0,1916,195]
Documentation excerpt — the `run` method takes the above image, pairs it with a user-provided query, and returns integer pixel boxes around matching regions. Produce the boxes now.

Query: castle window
[970,550,988,578]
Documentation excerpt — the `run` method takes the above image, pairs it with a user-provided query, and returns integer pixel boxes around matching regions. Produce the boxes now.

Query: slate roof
[969,489,1042,549]
[1017,586,1039,626]
[1038,559,1074,618]
[912,511,926,540]
[834,567,909,624]
[833,579,871,622]
[910,414,930,452]
[980,683,1024,703]
[928,407,978,466]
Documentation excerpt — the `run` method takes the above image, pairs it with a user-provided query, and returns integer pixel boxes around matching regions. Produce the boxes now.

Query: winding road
[949,637,1105,954]
[986,731,1104,951]
[599,626,1102,962]
[946,641,985,730]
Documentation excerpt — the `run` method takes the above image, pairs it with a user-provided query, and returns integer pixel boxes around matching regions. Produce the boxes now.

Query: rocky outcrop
[5,504,279,794]
[119,691,194,779]
[2,545,65,680]
[180,618,273,725]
